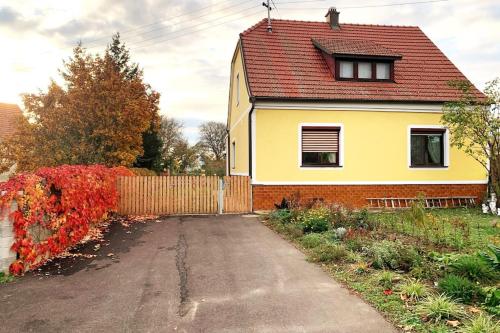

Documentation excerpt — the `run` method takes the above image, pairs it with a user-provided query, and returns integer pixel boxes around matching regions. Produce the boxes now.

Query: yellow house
[227,8,487,210]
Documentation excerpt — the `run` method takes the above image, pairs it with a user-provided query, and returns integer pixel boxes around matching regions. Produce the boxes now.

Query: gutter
[248,98,256,178]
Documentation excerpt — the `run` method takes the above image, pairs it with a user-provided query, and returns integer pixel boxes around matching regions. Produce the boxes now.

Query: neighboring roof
[0,103,22,140]
[240,19,484,102]
[312,38,401,59]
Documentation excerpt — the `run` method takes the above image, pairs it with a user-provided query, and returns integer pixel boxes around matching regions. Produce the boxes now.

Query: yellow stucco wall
[254,108,487,183]
[228,45,250,175]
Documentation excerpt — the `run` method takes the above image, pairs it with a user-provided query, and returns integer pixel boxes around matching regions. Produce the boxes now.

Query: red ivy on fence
[0,165,133,275]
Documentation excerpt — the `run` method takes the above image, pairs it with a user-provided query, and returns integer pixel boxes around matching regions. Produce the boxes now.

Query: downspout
[226,128,230,176]
[248,98,256,178]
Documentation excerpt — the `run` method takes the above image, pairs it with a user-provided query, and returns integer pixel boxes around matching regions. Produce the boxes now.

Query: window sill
[409,165,448,169]
[300,165,343,169]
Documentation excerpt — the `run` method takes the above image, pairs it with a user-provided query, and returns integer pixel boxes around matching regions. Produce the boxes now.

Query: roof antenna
[262,1,272,32]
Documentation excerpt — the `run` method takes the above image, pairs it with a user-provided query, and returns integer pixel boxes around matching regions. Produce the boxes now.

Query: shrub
[438,274,480,304]
[450,255,497,282]
[269,209,293,224]
[282,223,303,239]
[479,244,500,271]
[368,240,421,271]
[400,279,428,301]
[300,233,325,249]
[459,314,500,333]
[310,243,348,263]
[344,238,364,252]
[378,270,396,289]
[416,295,464,323]
[481,286,500,307]
[299,207,330,233]
[0,165,133,275]
[129,167,157,176]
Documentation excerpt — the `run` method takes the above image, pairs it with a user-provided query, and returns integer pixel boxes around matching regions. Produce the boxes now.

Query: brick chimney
[325,7,340,29]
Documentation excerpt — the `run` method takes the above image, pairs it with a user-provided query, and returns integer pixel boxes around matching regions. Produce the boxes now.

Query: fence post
[0,199,17,273]
[218,178,224,214]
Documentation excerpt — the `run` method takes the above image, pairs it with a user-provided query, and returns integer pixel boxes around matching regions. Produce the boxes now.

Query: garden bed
[264,202,499,332]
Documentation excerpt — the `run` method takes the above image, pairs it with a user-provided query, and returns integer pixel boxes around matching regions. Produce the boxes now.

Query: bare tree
[198,121,226,160]
[159,116,184,172]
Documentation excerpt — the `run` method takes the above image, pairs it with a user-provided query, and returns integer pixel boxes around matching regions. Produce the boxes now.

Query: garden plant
[265,199,500,332]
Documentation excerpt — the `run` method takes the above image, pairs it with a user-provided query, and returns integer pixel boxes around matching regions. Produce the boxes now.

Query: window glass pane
[376,63,391,80]
[411,132,444,166]
[358,62,372,79]
[339,61,353,78]
[302,152,338,166]
[411,135,426,165]
[427,135,442,164]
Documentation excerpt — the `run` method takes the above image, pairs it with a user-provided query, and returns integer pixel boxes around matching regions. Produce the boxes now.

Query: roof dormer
[312,38,402,83]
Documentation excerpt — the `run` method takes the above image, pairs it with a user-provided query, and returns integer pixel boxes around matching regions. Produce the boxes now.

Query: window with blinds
[301,127,340,167]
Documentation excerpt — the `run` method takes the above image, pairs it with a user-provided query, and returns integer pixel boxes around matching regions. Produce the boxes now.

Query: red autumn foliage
[0,165,133,275]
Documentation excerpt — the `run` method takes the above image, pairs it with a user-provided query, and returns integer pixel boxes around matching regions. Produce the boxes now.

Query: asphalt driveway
[0,215,396,333]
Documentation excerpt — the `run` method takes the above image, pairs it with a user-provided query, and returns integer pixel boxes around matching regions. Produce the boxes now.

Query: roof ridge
[0,102,20,107]
[243,18,419,28]
[240,18,267,36]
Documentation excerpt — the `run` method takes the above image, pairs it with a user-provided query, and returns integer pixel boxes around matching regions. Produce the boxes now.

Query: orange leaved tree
[0,34,160,173]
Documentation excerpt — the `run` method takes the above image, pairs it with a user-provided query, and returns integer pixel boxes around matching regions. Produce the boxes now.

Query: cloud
[0,6,40,31]
[0,0,499,130]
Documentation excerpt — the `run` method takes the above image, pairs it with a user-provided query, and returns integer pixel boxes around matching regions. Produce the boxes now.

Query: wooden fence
[116,176,251,215]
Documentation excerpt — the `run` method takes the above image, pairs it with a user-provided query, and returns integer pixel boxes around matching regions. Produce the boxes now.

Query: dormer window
[339,61,354,78]
[336,59,394,82]
[312,38,402,83]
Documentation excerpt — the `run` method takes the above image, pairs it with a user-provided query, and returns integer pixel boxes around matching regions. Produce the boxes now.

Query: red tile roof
[240,19,484,102]
[0,103,22,140]
[312,38,401,59]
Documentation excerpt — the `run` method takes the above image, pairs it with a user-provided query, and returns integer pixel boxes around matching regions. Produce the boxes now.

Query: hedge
[0,165,133,275]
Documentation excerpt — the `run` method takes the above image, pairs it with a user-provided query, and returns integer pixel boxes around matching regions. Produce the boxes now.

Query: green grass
[373,208,500,251]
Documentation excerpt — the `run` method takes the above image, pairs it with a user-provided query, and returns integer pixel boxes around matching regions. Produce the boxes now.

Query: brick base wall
[252,184,487,210]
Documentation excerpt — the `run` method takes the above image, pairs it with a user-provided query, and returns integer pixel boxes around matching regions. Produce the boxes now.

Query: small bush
[282,223,304,239]
[400,279,428,301]
[378,270,396,289]
[479,244,500,271]
[300,233,325,249]
[299,207,330,233]
[481,286,500,307]
[351,261,370,275]
[416,294,464,323]
[450,255,497,283]
[268,209,294,224]
[438,274,480,304]
[459,314,500,333]
[129,167,157,176]
[310,243,348,263]
[344,238,364,252]
[0,272,14,284]
[368,240,421,271]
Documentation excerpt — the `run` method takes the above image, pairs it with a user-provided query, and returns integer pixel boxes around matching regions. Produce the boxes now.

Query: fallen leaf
[468,306,481,314]
[107,253,114,257]
[383,289,393,296]
[446,320,460,327]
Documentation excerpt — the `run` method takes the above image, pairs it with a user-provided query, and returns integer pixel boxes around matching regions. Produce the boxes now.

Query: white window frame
[407,125,449,169]
[236,73,240,106]
[231,141,236,169]
[298,123,344,169]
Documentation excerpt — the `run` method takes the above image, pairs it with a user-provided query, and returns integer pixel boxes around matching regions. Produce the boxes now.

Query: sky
[0,0,499,143]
